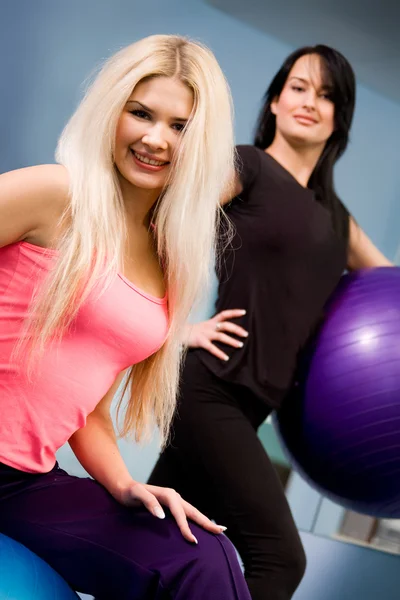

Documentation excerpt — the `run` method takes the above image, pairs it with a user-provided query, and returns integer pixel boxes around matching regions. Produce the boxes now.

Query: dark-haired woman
[149,46,392,600]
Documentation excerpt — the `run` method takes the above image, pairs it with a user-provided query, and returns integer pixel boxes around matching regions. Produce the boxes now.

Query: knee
[190,528,242,582]
[282,539,307,590]
[243,532,306,594]
[195,529,240,571]
[171,529,247,599]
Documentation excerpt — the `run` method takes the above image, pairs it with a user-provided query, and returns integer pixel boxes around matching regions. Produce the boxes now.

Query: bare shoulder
[1,164,70,208]
[0,164,70,248]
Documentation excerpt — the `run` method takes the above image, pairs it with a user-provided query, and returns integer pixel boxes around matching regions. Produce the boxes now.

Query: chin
[286,134,311,147]
[287,131,323,148]
[122,169,165,190]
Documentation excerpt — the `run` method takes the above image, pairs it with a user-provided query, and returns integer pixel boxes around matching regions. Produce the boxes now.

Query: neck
[266,133,324,188]
[119,175,160,227]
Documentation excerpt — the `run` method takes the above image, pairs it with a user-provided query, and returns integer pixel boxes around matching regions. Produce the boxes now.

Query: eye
[172,123,186,133]
[291,85,305,93]
[130,109,151,120]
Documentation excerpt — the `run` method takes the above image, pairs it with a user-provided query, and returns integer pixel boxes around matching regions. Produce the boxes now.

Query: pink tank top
[0,241,169,473]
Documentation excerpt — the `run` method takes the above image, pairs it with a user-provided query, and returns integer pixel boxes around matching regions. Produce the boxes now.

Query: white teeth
[133,151,167,167]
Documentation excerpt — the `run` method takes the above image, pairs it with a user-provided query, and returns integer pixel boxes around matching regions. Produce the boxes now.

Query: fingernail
[218,526,227,532]
[192,535,198,544]
[224,355,229,361]
[237,342,244,348]
[154,507,165,519]
[240,310,246,315]
[242,332,249,337]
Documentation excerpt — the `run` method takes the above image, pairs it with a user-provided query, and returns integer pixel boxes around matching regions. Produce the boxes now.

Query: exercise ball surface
[0,533,78,599]
[276,267,400,518]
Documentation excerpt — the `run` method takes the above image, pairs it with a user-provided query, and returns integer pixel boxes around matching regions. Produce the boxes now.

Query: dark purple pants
[0,462,251,599]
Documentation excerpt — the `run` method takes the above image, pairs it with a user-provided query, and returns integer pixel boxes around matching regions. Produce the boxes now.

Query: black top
[196,145,348,408]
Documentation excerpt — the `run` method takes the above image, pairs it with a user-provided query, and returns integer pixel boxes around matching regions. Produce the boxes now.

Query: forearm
[68,412,134,501]
[347,246,393,270]
[347,217,393,270]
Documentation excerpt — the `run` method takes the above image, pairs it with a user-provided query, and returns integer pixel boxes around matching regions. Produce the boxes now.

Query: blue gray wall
[296,532,400,600]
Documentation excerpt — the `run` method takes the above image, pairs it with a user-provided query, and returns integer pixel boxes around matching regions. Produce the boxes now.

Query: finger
[216,309,246,322]
[130,487,166,520]
[167,495,198,544]
[216,332,245,349]
[183,500,227,534]
[216,321,248,338]
[203,340,229,361]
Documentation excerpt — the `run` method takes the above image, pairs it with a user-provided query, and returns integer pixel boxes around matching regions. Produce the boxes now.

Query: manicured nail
[242,332,249,337]
[218,526,227,532]
[240,310,246,315]
[224,355,229,361]
[154,507,165,519]
[237,342,244,348]
[192,535,198,544]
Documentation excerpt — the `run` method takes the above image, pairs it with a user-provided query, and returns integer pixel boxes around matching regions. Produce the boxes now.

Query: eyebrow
[288,76,309,85]
[289,76,331,91]
[126,100,188,123]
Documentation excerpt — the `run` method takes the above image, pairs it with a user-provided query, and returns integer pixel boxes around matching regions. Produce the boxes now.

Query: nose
[303,89,317,112]
[142,124,168,152]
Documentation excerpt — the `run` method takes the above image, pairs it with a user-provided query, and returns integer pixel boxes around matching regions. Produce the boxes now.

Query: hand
[118,481,226,544]
[184,309,248,361]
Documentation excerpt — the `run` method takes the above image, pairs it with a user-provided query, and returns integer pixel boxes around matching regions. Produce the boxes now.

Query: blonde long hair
[26,35,235,445]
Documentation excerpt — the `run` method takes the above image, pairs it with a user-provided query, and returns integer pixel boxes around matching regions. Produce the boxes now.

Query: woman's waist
[193,347,289,407]
[0,460,66,503]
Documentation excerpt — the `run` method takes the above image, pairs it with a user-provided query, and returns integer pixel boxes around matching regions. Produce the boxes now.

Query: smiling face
[114,76,194,197]
[271,53,335,150]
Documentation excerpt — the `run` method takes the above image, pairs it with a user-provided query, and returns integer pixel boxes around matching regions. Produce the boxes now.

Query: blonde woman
[0,35,251,599]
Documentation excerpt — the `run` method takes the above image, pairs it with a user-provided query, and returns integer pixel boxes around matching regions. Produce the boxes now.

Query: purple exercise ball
[276,267,400,518]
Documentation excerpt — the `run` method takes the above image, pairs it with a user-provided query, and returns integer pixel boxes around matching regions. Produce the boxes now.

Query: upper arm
[347,217,392,270]
[221,145,260,206]
[220,170,242,206]
[0,164,69,249]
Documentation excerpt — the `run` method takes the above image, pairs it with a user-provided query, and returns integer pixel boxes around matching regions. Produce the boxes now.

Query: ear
[270,96,279,116]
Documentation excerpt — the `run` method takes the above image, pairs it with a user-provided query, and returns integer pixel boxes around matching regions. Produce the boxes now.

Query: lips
[294,114,318,125]
[131,150,169,167]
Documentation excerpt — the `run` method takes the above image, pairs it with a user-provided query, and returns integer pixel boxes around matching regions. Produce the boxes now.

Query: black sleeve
[235,145,261,193]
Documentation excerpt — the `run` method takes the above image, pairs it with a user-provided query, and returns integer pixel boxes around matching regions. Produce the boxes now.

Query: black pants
[148,352,306,600]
